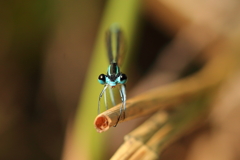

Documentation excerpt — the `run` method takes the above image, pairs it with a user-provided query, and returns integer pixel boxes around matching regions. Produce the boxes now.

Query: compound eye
[98,74,106,85]
[119,73,127,84]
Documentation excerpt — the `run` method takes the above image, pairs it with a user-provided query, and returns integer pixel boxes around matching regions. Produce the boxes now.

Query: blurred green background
[2,0,240,159]
[0,0,169,159]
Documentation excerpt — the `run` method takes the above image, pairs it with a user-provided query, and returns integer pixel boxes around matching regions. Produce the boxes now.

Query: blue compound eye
[98,74,106,84]
[119,73,127,84]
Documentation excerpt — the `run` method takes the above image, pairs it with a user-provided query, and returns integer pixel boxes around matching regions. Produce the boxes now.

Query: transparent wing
[105,23,125,66]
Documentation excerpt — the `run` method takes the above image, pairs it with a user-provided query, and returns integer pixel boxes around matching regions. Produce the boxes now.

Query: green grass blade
[72,0,141,160]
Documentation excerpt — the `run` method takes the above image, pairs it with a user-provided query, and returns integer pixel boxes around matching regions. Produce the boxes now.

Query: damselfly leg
[98,85,108,114]
[113,84,126,127]
[108,86,116,107]
[104,88,108,110]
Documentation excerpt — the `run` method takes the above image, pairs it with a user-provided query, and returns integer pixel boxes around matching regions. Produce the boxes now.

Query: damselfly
[98,24,127,126]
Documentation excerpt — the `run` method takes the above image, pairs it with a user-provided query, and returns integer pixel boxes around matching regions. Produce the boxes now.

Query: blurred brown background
[1,0,240,159]
[0,0,104,159]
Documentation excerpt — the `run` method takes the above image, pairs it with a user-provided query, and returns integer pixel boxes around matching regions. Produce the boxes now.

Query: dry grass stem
[110,111,168,159]
[94,51,233,133]
[111,94,210,160]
